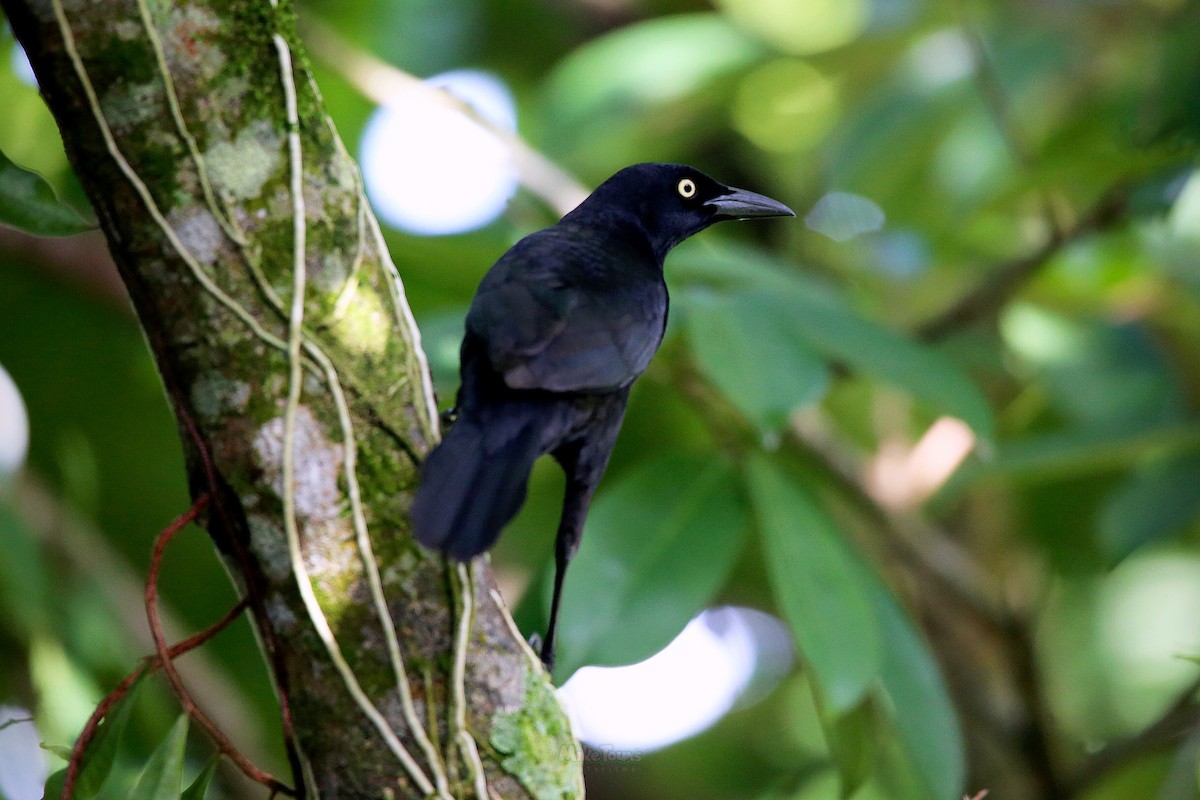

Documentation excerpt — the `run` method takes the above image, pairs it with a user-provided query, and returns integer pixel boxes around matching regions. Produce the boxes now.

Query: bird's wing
[466,241,666,394]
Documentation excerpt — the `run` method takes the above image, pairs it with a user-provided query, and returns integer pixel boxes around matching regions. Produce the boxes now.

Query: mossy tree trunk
[0,0,581,797]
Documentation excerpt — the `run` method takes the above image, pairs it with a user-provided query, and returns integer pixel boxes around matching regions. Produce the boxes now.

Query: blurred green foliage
[4,0,1200,798]
[0,150,92,237]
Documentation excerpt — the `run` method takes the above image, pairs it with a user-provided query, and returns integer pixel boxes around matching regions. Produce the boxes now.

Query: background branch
[916,181,1131,342]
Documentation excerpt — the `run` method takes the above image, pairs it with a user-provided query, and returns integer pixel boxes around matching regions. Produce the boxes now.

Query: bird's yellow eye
[677,178,697,198]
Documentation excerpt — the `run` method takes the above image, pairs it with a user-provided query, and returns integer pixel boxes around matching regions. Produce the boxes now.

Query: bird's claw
[526,632,556,670]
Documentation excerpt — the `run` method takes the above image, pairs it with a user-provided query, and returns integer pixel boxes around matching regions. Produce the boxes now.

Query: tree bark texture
[1,1,582,797]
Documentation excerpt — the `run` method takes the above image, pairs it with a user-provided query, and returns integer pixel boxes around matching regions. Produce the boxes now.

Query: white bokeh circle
[360,70,519,236]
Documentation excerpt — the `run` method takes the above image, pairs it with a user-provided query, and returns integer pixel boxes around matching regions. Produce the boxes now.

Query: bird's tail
[411,408,545,561]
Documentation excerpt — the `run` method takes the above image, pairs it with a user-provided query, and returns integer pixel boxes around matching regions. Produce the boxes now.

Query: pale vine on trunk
[0,0,582,797]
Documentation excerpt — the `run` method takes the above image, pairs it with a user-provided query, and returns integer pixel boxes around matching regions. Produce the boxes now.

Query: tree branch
[1,0,580,796]
[1066,676,1200,798]
[298,15,588,217]
[915,182,1130,343]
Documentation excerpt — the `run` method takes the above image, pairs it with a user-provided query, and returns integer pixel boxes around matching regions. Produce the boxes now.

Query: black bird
[412,163,793,669]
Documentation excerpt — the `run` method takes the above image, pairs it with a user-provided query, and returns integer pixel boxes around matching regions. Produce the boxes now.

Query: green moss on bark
[3,0,582,794]
[490,670,584,800]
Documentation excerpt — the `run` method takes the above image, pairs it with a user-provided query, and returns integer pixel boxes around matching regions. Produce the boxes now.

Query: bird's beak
[706,186,795,220]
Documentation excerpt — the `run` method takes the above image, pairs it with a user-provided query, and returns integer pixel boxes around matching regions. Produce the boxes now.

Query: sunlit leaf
[554,453,748,680]
[745,455,881,712]
[733,59,840,153]
[716,0,869,54]
[682,287,829,430]
[542,13,766,170]
[41,742,72,760]
[129,714,189,800]
[546,14,761,124]
[0,148,93,236]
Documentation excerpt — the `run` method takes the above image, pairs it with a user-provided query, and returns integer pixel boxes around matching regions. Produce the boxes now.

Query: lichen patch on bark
[204,118,283,200]
[252,405,344,523]
[171,207,225,266]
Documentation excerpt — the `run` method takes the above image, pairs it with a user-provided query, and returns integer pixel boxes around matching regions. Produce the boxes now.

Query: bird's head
[573,163,795,259]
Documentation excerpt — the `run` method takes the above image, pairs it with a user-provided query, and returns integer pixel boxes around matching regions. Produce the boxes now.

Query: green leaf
[44,768,67,800]
[0,500,49,637]
[682,287,830,430]
[72,673,147,800]
[817,696,876,799]
[0,148,93,236]
[671,243,995,443]
[541,14,767,172]
[415,307,468,402]
[41,742,73,760]
[1000,304,1188,429]
[546,14,762,125]
[768,288,994,445]
[129,715,189,800]
[180,757,219,800]
[940,424,1200,496]
[1097,453,1200,563]
[743,453,962,796]
[671,239,841,295]
[554,453,748,680]
[872,585,965,800]
[745,455,881,712]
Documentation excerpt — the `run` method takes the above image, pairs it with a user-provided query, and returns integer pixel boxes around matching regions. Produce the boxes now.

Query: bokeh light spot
[360,70,518,236]
[934,111,1009,200]
[10,43,37,88]
[557,607,792,753]
[905,29,974,90]
[0,707,44,800]
[0,364,29,479]
[869,229,929,279]
[1101,551,1200,726]
[716,0,868,54]
[1001,303,1087,366]
[1168,169,1200,240]
[805,190,885,242]
[733,59,838,153]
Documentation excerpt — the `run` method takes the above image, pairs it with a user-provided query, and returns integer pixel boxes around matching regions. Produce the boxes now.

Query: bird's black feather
[411,163,793,668]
